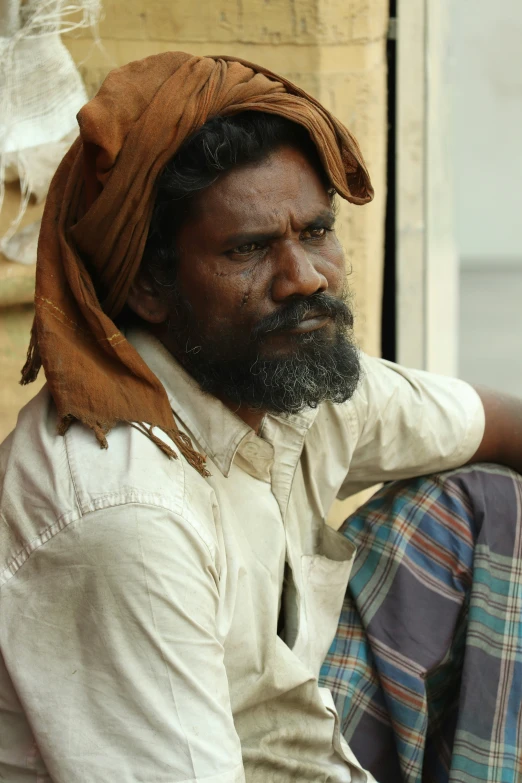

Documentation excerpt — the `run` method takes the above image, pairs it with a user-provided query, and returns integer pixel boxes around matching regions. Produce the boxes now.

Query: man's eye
[232,243,259,255]
[302,227,329,240]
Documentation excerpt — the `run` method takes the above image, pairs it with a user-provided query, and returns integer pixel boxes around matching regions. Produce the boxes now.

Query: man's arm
[2,503,245,783]
[469,388,522,474]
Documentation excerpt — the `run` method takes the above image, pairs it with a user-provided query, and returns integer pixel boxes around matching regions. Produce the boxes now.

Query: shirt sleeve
[338,354,486,498]
[2,503,245,783]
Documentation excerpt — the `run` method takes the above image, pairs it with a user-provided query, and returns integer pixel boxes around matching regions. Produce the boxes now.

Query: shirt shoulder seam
[63,424,187,518]
[0,499,214,589]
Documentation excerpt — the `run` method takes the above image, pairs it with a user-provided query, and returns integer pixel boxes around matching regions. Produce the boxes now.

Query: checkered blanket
[320,464,522,783]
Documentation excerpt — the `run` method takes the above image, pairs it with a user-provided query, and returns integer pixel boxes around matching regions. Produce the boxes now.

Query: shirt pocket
[293,525,356,678]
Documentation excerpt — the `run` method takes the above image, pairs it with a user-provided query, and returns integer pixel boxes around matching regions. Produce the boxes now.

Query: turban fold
[22,51,373,475]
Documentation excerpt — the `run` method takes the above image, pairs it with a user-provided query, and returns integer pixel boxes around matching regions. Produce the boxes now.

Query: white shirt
[0,329,485,782]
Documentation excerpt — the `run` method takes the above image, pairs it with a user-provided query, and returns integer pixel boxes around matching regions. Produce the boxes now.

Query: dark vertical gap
[381,0,397,361]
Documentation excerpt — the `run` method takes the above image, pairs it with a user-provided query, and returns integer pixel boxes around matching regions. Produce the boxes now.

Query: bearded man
[0,53,521,783]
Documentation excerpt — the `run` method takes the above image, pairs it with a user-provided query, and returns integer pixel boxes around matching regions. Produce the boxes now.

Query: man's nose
[271,242,328,301]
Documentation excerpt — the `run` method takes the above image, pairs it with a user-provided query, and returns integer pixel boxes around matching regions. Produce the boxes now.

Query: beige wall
[0,0,388,444]
[0,187,46,440]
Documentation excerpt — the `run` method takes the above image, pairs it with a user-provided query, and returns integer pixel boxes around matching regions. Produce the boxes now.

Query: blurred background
[0,0,520,444]
[451,0,522,397]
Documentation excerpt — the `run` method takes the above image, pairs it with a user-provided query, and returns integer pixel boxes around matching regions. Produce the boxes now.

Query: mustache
[251,292,353,341]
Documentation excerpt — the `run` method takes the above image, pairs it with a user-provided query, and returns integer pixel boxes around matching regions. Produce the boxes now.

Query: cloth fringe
[20,322,209,477]
[129,422,210,477]
[20,319,42,384]
[57,417,209,477]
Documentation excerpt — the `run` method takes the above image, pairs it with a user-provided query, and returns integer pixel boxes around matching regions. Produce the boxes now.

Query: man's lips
[255,307,337,340]
[284,313,331,334]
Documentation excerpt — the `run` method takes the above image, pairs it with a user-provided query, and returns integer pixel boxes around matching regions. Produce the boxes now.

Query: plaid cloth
[320,464,522,783]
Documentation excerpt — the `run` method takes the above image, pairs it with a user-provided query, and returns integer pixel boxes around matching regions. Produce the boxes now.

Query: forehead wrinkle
[186,147,332,242]
[219,201,334,247]
[209,145,326,203]
[220,183,301,223]
[219,180,331,227]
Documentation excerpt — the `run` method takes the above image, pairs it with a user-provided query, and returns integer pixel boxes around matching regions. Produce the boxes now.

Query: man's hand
[469,387,522,474]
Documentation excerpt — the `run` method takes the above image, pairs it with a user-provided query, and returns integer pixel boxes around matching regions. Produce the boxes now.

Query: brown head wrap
[22,51,373,475]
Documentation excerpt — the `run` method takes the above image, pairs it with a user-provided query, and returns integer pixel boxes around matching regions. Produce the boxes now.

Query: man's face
[157,144,361,413]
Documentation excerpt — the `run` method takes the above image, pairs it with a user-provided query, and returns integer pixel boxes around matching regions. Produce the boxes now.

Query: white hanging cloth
[0,0,101,260]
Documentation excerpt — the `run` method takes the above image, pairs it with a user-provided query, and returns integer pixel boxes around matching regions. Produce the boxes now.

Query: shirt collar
[126,327,320,477]
[126,327,255,476]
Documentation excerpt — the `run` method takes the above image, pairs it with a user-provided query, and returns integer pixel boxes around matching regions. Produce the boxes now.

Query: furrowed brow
[223,230,280,247]
[307,209,336,228]
[223,210,336,248]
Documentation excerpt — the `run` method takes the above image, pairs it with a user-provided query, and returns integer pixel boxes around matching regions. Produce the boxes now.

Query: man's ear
[126,269,171,324]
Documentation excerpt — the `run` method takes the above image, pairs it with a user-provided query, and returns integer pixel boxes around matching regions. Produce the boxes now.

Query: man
[0,52,520,783]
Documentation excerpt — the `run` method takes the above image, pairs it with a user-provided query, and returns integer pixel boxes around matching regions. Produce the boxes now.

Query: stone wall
[0,0,388,443]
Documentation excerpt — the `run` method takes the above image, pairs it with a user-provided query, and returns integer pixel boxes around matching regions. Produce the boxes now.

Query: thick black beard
[168,290,361,415]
